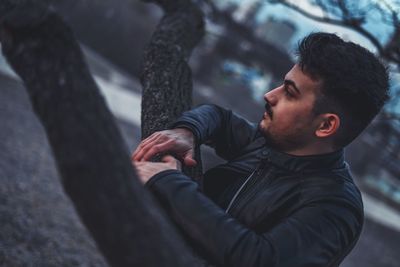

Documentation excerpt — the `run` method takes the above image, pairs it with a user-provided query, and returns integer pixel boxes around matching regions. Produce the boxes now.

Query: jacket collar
[259,146,346,173]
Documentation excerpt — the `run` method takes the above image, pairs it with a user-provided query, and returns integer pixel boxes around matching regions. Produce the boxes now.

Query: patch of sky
[387,69,400,116]
[216,1,399,112]
[213,0,395,48]
[222,60,272,103]
[255,1,393,52]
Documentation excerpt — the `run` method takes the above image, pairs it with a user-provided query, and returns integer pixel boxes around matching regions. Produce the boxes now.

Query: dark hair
[297,32,390,148]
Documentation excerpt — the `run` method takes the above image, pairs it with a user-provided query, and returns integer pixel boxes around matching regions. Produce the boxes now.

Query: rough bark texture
[1,2,199,267]
[140,0,205,179]
[0,75,108,267]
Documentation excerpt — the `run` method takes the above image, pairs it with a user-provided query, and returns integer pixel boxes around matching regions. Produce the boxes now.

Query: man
[132,33,389,266]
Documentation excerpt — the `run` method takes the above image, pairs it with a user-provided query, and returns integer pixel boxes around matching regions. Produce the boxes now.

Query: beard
[258,119,310,153]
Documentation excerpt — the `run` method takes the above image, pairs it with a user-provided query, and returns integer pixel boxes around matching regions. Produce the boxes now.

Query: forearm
[147,170,277,267]
[171,104,225,144]
[172,104,258,159]
[147,170,360,267]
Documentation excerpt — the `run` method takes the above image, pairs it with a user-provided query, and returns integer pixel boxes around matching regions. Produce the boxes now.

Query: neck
[282,143,336,156]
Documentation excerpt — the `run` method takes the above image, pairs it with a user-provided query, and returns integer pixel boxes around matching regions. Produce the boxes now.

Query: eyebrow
[284,79,301,95]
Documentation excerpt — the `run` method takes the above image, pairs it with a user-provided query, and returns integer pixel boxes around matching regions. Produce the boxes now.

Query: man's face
[259,64,322,153]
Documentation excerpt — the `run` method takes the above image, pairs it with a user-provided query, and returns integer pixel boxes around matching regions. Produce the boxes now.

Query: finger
[132,161,145,168]
[132,133,160,159]
[139,132,162,148]
[133,138,161,161]
[133,159,153,167]
[183,156,197,167]
[142,139,175,161]
[133,132,172,161]
[182,148,197,166]
[133,132,163,154]
[162,155,180,170]
[161,155,176,163]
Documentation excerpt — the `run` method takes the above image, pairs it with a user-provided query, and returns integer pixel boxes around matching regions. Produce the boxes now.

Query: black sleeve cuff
[145,169,187,189]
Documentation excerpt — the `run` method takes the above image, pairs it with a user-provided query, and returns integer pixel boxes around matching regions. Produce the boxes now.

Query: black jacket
[146,104,364,267]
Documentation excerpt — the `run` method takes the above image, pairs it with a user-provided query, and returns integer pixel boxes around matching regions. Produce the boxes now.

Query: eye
[284,86,294,98]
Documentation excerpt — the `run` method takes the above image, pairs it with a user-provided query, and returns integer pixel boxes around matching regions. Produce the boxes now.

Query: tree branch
[140,0,205,178]
[202,0,293,78]
[0,2,199,266]
[273,0,385,55]
[271,0,400,120]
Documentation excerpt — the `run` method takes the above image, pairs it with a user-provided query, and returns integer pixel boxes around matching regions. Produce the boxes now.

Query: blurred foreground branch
[0,1,200,266]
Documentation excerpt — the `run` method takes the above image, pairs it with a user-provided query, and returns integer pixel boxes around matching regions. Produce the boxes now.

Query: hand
[132,128,197,167]
[133,155,181,184]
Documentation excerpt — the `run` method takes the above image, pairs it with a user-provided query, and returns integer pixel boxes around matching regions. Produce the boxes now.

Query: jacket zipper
[225,169,256,213]
[225,161,273,215]
[234,166,272,215]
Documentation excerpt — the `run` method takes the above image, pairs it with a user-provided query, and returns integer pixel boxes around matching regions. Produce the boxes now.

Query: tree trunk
[140,0,205,180]
[0,2,200,266]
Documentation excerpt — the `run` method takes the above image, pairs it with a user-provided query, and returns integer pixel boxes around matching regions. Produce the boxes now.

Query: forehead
[286,64,322,95]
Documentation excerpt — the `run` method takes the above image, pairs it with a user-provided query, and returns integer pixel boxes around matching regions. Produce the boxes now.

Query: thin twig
[272,0,385,55]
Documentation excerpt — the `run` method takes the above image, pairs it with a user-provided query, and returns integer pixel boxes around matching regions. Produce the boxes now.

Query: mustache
[265,102,273,119]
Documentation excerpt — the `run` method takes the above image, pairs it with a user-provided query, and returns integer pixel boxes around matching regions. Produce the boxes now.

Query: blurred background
[1,0,399,266]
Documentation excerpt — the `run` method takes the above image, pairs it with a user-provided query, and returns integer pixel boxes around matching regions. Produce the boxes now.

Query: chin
[259,118,269,130]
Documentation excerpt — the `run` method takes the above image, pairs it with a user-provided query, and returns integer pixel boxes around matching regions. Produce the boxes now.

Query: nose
[263,87,279,106]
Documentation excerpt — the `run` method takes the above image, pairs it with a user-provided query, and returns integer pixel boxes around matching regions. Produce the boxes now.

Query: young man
[132,33,389,266]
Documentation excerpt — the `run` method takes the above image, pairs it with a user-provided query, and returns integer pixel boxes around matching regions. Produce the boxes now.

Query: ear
[315,113,340,138]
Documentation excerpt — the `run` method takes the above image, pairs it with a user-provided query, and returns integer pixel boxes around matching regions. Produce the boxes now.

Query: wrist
[170,121,201,143]
[174,126,194,136]
[175,127,196,146]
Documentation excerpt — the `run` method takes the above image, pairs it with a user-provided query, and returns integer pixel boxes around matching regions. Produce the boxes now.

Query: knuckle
[153,145,161,152]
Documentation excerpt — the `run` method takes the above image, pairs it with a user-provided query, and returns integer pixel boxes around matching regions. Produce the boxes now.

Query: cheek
[276,109,313,130]
[276,111,301,125]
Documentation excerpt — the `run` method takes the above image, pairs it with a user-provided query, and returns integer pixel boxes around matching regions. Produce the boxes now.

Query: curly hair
[297,32,390,148]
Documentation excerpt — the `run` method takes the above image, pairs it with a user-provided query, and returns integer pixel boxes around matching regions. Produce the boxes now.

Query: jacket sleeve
[171,104,259,160]
[147,170,362,267]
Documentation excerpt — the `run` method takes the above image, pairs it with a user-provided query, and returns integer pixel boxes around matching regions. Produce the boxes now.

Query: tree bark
[140,0,205,179]
[0,2,199,267]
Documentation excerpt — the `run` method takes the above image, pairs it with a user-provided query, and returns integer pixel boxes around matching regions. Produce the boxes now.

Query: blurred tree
[263,0,400,183]
[51,0,162,77]
[194,0,293,85]
[202,0,293,78]
[268,0,400,118]
[195,0,400,119]
[262,0,400,181]
[269,0,400,68]
[0,0,204,266]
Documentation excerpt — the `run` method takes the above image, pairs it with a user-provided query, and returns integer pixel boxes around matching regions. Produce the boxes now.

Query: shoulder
[298,170,364,226]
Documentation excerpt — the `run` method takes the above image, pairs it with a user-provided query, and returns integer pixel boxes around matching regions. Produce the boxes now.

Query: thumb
[161,155,176,163]
[183,152,197,167]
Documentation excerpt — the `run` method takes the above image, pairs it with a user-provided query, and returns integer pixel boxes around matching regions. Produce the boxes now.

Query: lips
[264,103,273,119]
